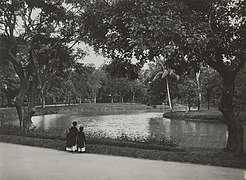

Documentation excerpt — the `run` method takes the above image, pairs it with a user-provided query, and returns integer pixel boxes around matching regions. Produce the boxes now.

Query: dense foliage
[77,0,246,153]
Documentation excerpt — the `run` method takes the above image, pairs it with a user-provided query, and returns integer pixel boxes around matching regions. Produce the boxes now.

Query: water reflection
[147,118,227,148]
[20,111,228,148]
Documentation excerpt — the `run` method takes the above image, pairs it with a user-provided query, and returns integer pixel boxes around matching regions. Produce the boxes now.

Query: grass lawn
[163,107,246,124]
[0,103,159,119]
[163,109,223,121]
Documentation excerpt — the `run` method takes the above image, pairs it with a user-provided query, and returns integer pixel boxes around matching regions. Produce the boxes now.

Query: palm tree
[151,55,179,112]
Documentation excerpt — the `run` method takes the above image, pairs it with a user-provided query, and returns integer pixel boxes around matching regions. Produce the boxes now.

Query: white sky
[83,51,108,68]
[76,43,110,68]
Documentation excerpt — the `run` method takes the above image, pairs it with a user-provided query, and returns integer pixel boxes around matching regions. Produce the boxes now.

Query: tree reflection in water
[28,111,227,148]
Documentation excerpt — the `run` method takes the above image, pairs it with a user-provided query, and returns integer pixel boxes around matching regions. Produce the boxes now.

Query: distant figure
[66,121,78,152]
[77,126,86,153]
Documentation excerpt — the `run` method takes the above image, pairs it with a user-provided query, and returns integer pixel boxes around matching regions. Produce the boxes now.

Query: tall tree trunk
[41,87,46,108]
[132,92,135,103]
[219,75,244,153]
[68,97,71,105]
[52,97,57,106]
[197,93,202,111]
[196,70,202,111]
[5,95,12,107]
[93,95,97,103]
[121,96,124,103]
[207,90,210,110]
[166,78,173,112]
[1,94,5,107]
[14,80,37,132]
[42,96,46,108]
[186,96,190,112]
[14,94,24,128]
[14,80,28,129]
[23,76,39,132]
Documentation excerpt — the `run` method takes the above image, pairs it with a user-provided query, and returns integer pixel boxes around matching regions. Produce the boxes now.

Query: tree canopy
[79,0,246,153]
[0,0,81,130]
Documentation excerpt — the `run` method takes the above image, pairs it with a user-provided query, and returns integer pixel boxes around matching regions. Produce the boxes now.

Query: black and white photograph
[0,0,246,179]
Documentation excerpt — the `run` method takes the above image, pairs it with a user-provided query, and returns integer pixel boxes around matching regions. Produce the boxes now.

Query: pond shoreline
[163,110,223,122]
[1,103,224,123]
[0,103,163,119]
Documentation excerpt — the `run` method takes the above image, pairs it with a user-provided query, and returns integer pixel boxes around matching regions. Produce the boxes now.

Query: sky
[78,43,109,68]
[78,43,150,70]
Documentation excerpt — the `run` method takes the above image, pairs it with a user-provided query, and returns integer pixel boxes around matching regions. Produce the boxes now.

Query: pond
[3,110,228,148]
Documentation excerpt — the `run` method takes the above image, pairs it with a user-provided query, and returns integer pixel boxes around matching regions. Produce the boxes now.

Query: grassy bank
[36,103,158,115]
[0,134,246,169]
[0,127,246,169]
[0,125,180,152]
[0,103,160,120]
[163,108,246,123]
[163,110,223,121]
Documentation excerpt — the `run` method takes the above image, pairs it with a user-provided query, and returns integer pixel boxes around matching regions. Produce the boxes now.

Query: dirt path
[0,143,245,180]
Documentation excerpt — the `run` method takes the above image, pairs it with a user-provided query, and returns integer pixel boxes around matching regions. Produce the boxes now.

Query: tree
[105,58,140,80]
[177,74,199,111]
[142,63,166,106]
[103,74,118,103]
[195,70,202,111]
[61,79,75,105]
[129,79,145,103]
[80,0,246,153]
[181,0,246,153]
[152,56,180,112]
[178,69,204,111]
[47,76,67,104]
[0,0,79,131]
[88,68,106,103]
[115,77,130,103]
[200,66,222,110]
[37,39,75,108]
[70,63,94,104]
[0,52,19,106]
[147,79,166,106]
[235,65,246,110]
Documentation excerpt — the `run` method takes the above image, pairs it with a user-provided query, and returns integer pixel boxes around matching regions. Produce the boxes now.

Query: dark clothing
[66,126,78,148]
[70,126,78,146]
[77,131,86,148]
[66,130,73,148]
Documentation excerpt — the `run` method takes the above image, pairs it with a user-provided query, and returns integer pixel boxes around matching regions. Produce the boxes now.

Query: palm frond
[153,72,163,81]
[169,69,180,80]
[161,69,169,79]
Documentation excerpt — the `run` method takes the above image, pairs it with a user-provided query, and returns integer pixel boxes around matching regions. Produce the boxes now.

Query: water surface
[29,111,227,148]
